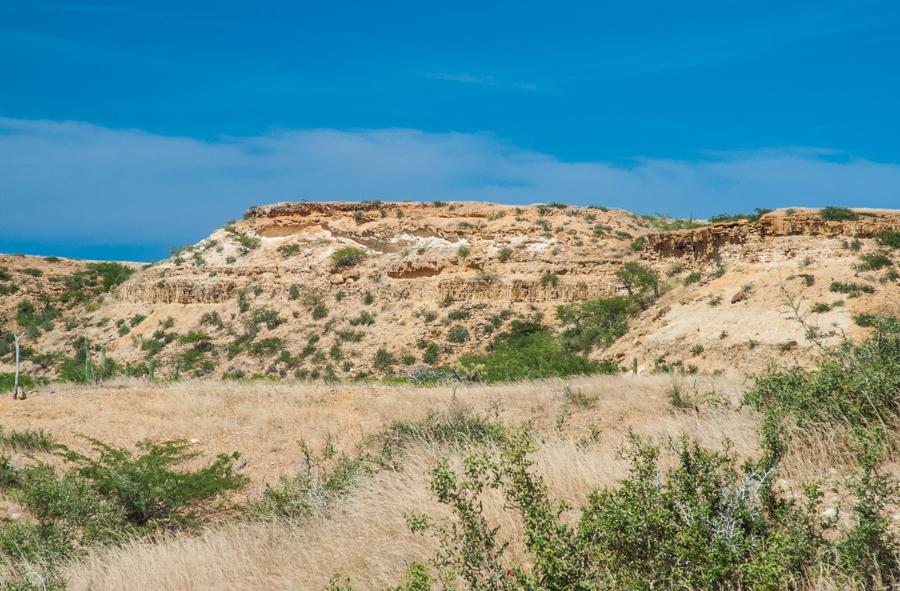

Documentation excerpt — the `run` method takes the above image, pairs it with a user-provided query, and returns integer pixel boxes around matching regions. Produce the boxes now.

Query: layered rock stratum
[1,202,898,380]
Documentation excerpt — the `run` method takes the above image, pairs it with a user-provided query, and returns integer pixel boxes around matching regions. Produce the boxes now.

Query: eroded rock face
[5,202,898,381]
[647,210,900,260]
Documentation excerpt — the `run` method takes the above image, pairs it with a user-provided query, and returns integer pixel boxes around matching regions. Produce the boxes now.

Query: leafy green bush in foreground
[0,434,245,587]
[745,315,899,427]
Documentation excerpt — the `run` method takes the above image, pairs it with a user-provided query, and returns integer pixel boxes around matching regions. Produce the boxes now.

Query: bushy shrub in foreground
[0,434,245,587]
[744,315,899,427]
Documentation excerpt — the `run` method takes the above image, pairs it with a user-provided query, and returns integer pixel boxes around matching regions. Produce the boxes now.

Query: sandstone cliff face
[3,203,898,381]
[646,209,900,260]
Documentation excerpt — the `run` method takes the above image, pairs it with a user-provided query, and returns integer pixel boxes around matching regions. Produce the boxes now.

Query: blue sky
[1,0,899,261]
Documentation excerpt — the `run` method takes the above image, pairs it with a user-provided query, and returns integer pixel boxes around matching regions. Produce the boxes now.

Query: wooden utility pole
[13,333,24,400]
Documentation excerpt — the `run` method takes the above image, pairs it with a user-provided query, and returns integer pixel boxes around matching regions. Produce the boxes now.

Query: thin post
[13,333,22,400]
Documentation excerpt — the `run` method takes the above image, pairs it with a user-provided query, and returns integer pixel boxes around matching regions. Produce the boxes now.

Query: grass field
[2,370,895,590]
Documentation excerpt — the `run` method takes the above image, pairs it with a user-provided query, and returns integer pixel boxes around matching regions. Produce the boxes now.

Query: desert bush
[859,253,893,271]
[829,281,875,298]
[459,321,612,383]
[684,271,702,285]
[876,231,900,249]
[349,311,375,326]
[422,342,441,365]
[447,326,470,343]
[0,427,58,452]
[179,330,211,345]
[176,348,216,375]
[615,262,660,306]
[331,247,366,270]
[498,247,512,262]
[810,302,831,313]
[250,307,284,330]
[384,422,898,591]
[0,434,245,586]
[745,315,899,427]
[820,206,859,221]
[233,233,261,252]
[199,311,222,329]
[447,309,469,321]
[312,304,329,320]
[374,348,395,370]
[277,243,301,257]
[540,271,559,287]
[640,214,705,231]
[708,208,772,223]
[556,296,636,352]
[250,337,285,357]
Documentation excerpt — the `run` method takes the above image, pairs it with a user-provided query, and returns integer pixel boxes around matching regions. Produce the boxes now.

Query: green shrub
[58,439,245,528]
[250,307,284,330]
[233,233,261,251]
[179,330,211,345]
[446,309,469,321]
[331,247,366,270]
[745,315,899,427]
[374,348,395,370]
[858,253,892,271]
[447,326,470,343]
[0,435,245,585]
[198,311,222,329]
[498,247,512,262]
[176,348,216,375]
[459,321,612,383]
[709,208,772,223]
[615,262,660,306]
[312,304,328,320]
[0,427,58,452]
[405,431,810,591]
[336,329,364,342]
[683,271,702,285]
[829,281,875,298]
[556,296,636,352]
[640,214,705,231]
[457,245,470,259]
[810,302,831,313]
[277,243,301,257]
[820,206,859,221]
[422,342,440,365]
[250,337,285,357]
[540,271,559,287]
[349,311,375,326]
[876,231,900,249]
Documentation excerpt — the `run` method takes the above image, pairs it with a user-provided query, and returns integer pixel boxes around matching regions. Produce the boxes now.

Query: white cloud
[1,117,898,248]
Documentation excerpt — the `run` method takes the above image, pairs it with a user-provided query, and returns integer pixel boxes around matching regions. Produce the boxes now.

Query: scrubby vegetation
[330,247,366,270]
[820,206,859,222]
[459,320,612,383]
[0,434,244,587]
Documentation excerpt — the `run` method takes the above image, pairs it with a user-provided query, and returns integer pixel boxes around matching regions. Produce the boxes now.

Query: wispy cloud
[1,117,897,256]
[425,72,538,91]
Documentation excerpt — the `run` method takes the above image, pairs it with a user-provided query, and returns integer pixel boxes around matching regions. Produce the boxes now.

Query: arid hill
[1,202,898,382]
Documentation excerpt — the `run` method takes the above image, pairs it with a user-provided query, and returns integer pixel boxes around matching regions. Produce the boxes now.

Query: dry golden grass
[0,373,893,590]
